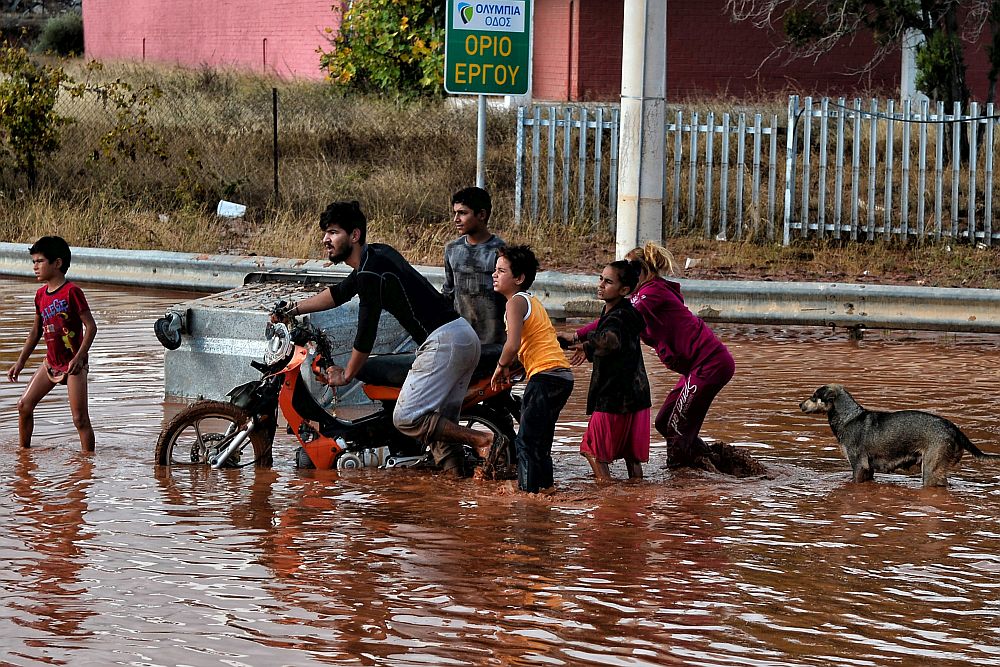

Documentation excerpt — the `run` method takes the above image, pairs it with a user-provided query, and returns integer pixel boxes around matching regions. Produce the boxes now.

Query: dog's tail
[960,432,1000,460]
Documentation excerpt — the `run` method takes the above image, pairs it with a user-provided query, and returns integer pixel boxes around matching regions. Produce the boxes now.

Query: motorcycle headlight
[264,322,293,365]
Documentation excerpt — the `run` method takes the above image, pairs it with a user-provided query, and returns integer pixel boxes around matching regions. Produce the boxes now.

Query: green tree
[320,0,446,99]
[0,42,165,190]
[34,10,85,56]
[0,43,68,187]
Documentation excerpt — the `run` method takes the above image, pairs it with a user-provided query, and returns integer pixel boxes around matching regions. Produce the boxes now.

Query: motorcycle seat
[356,344,505,388]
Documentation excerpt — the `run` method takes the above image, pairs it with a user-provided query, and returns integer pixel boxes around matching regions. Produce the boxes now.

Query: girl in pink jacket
[624,243,735,468]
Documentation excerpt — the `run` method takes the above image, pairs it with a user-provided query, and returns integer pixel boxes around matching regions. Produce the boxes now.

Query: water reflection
[2,276,1000,665]
[9,448,95,641]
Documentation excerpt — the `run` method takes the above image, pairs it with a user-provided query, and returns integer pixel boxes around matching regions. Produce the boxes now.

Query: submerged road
[1,277,1000,665]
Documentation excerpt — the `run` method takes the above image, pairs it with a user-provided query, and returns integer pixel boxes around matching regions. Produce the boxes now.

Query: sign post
[445,0,532,187]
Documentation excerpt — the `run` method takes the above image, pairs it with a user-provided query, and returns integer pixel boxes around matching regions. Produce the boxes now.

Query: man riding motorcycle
[276,200,501,476]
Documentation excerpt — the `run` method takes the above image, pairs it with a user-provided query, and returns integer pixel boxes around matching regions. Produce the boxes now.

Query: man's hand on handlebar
[271,300,299,324]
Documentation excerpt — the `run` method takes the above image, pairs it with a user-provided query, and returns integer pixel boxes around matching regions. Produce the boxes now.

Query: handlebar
[269,299,336,371]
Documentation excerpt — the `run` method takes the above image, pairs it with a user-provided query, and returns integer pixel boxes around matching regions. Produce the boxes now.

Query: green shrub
[0,42,69,187]
[320,0,445,100]
[34,11,84,57]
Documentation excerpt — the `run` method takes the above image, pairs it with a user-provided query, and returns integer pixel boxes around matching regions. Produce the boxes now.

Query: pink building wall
[83,1,339,79]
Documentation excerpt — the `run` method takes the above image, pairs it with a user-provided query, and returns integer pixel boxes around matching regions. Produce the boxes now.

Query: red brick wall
[532,0,903,102]
[532,0,573,100]
[574,0,623,101]
[83,1,339,79]
[666,0,899,99]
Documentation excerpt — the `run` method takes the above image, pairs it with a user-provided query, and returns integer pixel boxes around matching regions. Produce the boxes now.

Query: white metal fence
[514,97,1000,246]
[514,105,620,230]
[669,108,782,241]
[785,95,1000,246]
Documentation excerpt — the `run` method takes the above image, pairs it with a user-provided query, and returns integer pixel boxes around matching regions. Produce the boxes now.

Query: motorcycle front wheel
[156,400,272,468]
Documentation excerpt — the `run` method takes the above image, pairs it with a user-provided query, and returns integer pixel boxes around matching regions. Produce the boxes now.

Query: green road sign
[445,0,531,95]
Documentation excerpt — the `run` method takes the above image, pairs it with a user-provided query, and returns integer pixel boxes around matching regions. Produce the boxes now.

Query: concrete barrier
[3,242,1000,332]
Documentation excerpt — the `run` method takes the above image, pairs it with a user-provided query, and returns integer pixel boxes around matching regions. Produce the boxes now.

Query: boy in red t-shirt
[7,236,98,451]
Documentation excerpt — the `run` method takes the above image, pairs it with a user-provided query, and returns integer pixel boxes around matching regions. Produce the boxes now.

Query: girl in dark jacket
[563,260,651,481]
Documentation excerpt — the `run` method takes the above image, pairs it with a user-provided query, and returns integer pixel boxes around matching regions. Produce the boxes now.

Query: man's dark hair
[319,200,367,245]
[29,235,71,274]
[451,186,492,217]
[497,244,539,290]
[610,259,641,292]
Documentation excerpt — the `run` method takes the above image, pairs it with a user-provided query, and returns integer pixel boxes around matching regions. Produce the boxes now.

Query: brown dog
[800,384,1000,487]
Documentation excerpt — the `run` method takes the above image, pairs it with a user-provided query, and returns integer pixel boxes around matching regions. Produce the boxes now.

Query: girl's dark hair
[497,244,539,290]
[29,235,71,274]
[319,200,367,244]
[608,259,640,292]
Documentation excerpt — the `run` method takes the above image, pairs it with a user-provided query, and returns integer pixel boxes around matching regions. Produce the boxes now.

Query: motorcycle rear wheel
[156,401,272,468]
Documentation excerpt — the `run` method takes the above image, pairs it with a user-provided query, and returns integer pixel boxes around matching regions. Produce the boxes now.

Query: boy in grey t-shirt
[442,187,506,345]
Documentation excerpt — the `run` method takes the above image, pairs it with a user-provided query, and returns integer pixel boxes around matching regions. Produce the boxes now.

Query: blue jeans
[516,370,574,493]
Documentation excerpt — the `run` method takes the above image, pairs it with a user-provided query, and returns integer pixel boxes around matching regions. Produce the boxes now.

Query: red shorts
[581,409,651,464]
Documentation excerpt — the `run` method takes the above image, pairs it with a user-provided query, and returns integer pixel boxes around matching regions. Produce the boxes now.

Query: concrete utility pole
[615,0,667,259]
[901,29,928,103]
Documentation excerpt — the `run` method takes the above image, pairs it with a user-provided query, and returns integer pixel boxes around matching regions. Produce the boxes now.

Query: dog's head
[799,384,846,414]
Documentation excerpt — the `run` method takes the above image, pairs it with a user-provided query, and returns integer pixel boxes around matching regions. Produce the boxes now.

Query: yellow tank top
[510,292,570,378]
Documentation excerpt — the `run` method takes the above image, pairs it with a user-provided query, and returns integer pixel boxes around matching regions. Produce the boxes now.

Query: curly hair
[497,244,539,290]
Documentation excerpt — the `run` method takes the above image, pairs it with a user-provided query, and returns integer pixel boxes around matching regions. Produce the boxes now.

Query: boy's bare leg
[625,460,643,480]
[17,370,57,449]
[66,371,95,452]
[583,452,613,482]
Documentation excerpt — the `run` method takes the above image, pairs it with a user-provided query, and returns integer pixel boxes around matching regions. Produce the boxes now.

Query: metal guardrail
[0,243,354,292]
[1,243,999,333]
[682,280,1000,333]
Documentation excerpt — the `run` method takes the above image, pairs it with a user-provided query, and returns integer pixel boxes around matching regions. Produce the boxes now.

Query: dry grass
[666,236,1000,289]
[3,61,1000,289]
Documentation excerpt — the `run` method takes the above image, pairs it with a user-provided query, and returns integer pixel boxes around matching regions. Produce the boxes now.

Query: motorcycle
[155,305,520,477]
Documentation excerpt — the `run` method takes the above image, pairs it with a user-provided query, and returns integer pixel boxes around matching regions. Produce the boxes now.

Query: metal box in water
[161,271,414,406]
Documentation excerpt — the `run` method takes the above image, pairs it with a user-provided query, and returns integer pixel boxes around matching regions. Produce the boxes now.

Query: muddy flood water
[2,277,1000,666]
